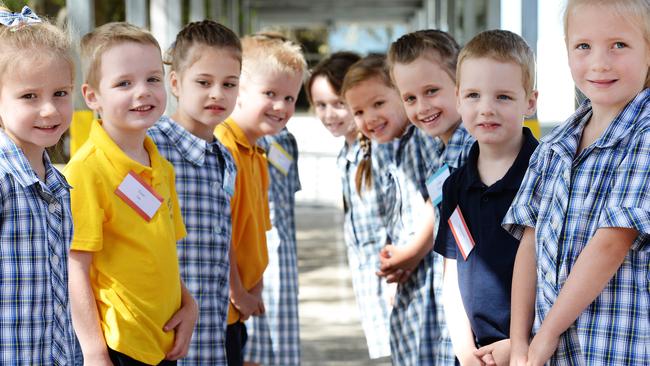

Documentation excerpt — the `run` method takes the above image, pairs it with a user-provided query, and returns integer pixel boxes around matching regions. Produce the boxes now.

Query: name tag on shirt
[426,164,450,206]
[267,142,293,176]
[115,171,163,222]
[223,169,235,196]
[448,206,475,260]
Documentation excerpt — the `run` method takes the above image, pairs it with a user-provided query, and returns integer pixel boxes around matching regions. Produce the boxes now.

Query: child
[147,20,241,365]
[214,33,306,366]
[0,6,77,364]
[65,22,198,366]
[342,54,451,366]
[503,0,650,365]
[307,52,393,359]
[434,30,538,366]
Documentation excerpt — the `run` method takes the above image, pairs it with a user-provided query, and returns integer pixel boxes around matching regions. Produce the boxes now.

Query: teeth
[132,106,152,111]
[422,112,440,123]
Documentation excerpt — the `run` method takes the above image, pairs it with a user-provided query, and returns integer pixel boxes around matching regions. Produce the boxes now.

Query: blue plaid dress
[0,131,77,365]
[244,128,301,365]
[338,139,393,359]
[383,125,472,366]
[148,116,236,366]
[503,88,650,366]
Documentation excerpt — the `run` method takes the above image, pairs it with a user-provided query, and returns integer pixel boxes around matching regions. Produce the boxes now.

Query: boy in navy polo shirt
[434,30,538,366]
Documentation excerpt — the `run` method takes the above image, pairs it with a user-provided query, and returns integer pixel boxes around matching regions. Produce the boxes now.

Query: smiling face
[83,41,166,138]
[171,46,240,139]
[391,54,461,143]
[310,75,357,139]
[344,76,409,143]
[0,54,73,160]
[566,4,650,118]
[456,57,536,146]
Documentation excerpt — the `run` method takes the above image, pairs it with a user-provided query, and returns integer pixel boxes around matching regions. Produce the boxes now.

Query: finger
[474,345,492,357]
[163,311,182,332]
[481,353,496,366]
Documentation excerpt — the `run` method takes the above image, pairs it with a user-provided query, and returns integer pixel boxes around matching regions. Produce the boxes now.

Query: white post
[189,0,205,22]
[125,0,148,28]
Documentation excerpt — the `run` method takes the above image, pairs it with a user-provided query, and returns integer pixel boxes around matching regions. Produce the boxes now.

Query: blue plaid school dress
[148,116,236,366]
[503,88,650,366]
[382,125,468,366]
[244,128,301,365]
[0,131,77,365]
[338,139,393,359]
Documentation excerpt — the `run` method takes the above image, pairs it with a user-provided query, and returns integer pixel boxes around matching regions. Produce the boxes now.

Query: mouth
[205,104,226,113]
[265,113,285,124]
[325,121,345,129]
[477,122,501,130]
[34,124,60,131]
[130,105,155,112]
[420,111,441,125]
[368,121,388,136]
[589,79,617,87]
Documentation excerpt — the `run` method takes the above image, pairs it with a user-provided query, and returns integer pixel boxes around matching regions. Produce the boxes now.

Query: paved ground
[296,204,391,366]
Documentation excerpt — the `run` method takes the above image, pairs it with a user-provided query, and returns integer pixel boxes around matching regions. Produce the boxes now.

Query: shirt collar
[155,116,211,166]
[223,118,266,155]
[463,127,539,192]
[441,123,474,169]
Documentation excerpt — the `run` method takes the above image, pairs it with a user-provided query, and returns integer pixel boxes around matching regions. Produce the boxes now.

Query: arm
[68,250,113,366]
[442,258,482,366]
[526,227,636,366]
[509,227,537,366]
[164,280,199,360]
[228,246,263,321]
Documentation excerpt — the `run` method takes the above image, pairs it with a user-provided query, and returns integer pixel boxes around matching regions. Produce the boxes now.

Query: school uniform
[339,139,393,359]
[435,128,537,346]
[244,128,301,366]
[148,116,236,366]
[0,131,77,365]
[503,89,650,365]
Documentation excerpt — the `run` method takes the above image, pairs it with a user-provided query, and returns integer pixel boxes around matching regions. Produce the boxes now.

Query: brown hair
[240,32,307,82]
[387,29,460,82]
[80,22,161,89]
[306,51,361,104]
[165,19,241,74]
[457,29,537,95]
[564,0,650,88]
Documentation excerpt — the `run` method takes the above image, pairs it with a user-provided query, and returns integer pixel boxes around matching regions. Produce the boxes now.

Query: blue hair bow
[0,6,42,27]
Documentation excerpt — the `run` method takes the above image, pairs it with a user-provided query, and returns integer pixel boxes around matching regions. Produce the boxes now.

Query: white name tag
[115,171,163,222]
[266,142,293,176]
[427,164,450,206]
[448,206,475,260]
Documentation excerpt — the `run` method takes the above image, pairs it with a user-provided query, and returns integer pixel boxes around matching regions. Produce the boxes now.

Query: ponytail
[355,133,373,195]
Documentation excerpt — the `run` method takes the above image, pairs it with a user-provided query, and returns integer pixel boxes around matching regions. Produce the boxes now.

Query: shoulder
[64,143,104,181]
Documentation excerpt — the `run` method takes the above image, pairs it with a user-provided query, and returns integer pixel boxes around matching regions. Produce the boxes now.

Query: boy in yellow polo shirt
[65,22,198,366]
[214,34,306,366]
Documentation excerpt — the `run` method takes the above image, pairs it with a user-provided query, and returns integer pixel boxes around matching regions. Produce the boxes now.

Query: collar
[155,116,213,166]
[223,118,266,155]
[441,123,474,169]
[463,127,538,192]
[90,120,164,181]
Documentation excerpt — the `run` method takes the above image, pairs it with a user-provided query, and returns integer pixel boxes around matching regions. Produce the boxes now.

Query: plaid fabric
[382,125,457,366]
[503,88,650,365]
[244,128,301,365]
[338,140,393,359]
[148,116,236,366]
[0,131,77,365]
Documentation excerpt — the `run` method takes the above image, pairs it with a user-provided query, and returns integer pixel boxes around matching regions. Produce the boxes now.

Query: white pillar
[150,0,181,51]
[463,0,477,42]
[125,0,148,28]
[487,0,500,29]
[189,0,205,22]
[66,0,94,109]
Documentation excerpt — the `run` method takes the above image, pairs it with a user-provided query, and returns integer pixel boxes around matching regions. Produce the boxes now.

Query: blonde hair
[165,20,241,74]
[240,32,307,82]
[0,6,73,83]
[387,29,460,82]
[564,0,650,88]
[81,22,161,89]
[457,30,536,95]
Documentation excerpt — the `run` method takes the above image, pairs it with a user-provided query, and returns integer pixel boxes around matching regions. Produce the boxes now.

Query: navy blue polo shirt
[433,127,538,346]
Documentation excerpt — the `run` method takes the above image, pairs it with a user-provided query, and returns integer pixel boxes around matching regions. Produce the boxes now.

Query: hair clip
[0,6,42,28]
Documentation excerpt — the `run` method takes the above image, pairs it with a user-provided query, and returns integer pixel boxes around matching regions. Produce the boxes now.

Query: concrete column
[189,0,205,22]
[66,0,94,109]
[209,0,223,21]
[150,0,181,51]
[487,0,501,29]
[226,0,240,35]
[241,0,250,35]
[521,0,538,53]
[462,0,477,42]
[125,0,147,28]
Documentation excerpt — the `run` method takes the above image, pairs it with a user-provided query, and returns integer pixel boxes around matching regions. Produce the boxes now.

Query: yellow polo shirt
[215,118,271,324]
[64,120,186,365]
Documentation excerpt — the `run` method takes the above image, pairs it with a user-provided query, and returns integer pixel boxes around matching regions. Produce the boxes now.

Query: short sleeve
[262,163,272,231]
[501,145,543,240]
[289,134,301,193]
[64,161,105,251]
[167,166,186,241]
[434,172,459,259]
[598,128,650,251]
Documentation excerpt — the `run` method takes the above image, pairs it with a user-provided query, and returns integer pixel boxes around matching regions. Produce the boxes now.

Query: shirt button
[55,305,63,315]
[48,202,58,214]
[544,271,554,284]
[563,170,570,181]
[51,255,59,266]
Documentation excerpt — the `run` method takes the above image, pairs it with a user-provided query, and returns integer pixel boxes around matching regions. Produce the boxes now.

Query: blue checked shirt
[0,131,77,365]
[503,88,650,365]
[148,116,236,366]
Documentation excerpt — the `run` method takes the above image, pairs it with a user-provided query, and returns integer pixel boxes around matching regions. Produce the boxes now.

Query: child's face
[456,57,536,146]
[236,69,302,138]
[392,55,460,141]
[345,77,409,143]
[0,55,73,156]
[310,75,356,138]
[566,5,650,117]
[171,47,240,131]
[83,42,166,133]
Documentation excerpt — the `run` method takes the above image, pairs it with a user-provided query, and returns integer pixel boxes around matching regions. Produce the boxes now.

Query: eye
[223,82,237,88]
[285,96,295,103]
[354,110,363,117]
[425,88,439,96]
[115,80,131,88]
[404,95,416,104]
[613,41,627,49]
[315,102,326,109]
[197,80,211,87]
[465,92,479,99]
[373,100,384,108]
[54,90,68,97]
[497,94,512,101]
[20,93,37,99]
[148,76,161,83]
[334,101,346,109]
[576,43,590,50]
[265,91,276,98]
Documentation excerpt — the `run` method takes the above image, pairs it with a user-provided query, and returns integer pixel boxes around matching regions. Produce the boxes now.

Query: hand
[458,350,485,366]
[526,331,559,366]
[378,245,420,273]
[164,292,199,360]
[231,289,264,321]
[509,340,529,366]
[475,339,511,366]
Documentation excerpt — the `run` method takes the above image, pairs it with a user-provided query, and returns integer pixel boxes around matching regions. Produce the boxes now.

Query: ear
[169,70,180,98]
[81,84,101,112]
[525,90,539,118]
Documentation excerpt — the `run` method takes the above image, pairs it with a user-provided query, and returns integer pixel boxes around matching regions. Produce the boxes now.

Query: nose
[324,105,337,121]
[209,86,223,101]
[479,98,495,116]
[416,99,431,117]
[40,100,57,118]
[590,46,612,72]
[135,81,152,99]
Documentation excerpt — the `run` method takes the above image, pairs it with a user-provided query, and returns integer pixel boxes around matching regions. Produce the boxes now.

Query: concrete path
[297,204,391,366]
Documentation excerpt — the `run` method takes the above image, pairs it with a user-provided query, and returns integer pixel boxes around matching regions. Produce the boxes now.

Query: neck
[476,131,524,186]
[589,104,622,132]
[230,108,262,146]
[102,122,150,166]
[23,145,46,181]
[171,111,215,142]
[439,120,461,146]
